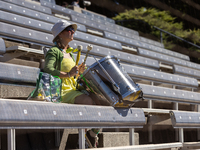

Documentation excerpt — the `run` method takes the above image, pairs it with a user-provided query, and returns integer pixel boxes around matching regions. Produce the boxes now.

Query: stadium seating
[2,0,52,14]
[77,55,198,88]
[137,48,198,69]
[104,31,190,61]
[173,64,200,79]
[0,62,39,84]
[70,40,160,69]
[0,1,87,32]
[82,9,115,24]
[0,22,53,46]
[140,84,200,104]
[1,0,200,149]
[40,1,141,37]
[170,110,200,128]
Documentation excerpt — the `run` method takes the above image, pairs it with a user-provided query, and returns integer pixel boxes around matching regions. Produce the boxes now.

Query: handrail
[153,26,200,49]
[116,19,200,49]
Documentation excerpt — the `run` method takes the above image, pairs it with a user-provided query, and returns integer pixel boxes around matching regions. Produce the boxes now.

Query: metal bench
[82,9,115,24]
[139,84,200,104]
[74,31,122,50]
[138,48,200,72]
[140,37,164,48]
[70,14,115,33]
[0,22,53,46]
[104,31,189,61]
[2,0,52,14]
[0,1,87,32]
[170,110,200,148]
[173,64,200,79]
[0,99,146,149]
[70,40,159,69]
[0,61,39,99]
[105,31,164,49]
[0,62,40,84]
[72,53,197,88]
[40,0,56,4]
[123,64,198,88]
[40,1,139,36]
[0,10,86,33]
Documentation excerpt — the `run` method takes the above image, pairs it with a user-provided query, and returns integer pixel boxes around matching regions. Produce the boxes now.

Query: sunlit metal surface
[170,110,200,128]
[0,99,146,129]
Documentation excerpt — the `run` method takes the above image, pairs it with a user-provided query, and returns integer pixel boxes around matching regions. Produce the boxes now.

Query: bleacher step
[0,84,35,99]
[6,58,40,68]
[98,132,139,147]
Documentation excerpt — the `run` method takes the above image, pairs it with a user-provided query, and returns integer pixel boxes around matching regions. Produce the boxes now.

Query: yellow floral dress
[60,58,83,104]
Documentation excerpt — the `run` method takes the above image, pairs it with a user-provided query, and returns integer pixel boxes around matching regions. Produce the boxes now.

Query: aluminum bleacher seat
[70,15,114,33]
[0,10,52,33]
[0,62,39,84]
[140,37,164,48]
[0,0,87,33]
[70,40,159,69]
[40,1,140,37]
[0,61,39,98]
[2,0,52,14]
[40,1,95,21]
[123,65,198,88]
[104,31,190,61]
[81,9,115,24]
[170,110,200,148]
[0,22,53,46]
[75,54,198,89]
[74,31,122,50]
[173,65,200,79]
[104,30,140,42]
[104,30,163,48]
[138,48,200,71]
[40,0,56,4]
[0,1,59,23]
[0,21,122,54]
[170,110,200,128]
[0,11,86,34]
[139,83,200,104]
[47,4,113,26]
[114,24,139,36]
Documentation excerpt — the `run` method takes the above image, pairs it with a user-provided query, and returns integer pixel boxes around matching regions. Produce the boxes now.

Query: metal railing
[153,26,200,49]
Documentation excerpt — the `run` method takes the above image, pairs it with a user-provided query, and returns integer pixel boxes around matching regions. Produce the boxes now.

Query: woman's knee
[75,94,93,105]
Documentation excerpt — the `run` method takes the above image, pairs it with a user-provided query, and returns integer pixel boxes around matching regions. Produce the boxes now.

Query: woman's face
[59,26,75,43]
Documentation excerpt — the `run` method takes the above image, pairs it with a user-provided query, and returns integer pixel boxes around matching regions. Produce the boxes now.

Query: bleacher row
[0,0,200,149]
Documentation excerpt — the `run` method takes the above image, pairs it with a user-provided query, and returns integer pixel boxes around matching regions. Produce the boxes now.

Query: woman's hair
[54,36,65,50]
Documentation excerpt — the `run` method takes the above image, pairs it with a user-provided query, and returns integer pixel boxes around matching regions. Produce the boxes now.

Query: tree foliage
[113,7,200,51]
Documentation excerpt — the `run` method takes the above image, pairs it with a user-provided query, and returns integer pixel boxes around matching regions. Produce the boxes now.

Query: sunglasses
[65,26,75,32]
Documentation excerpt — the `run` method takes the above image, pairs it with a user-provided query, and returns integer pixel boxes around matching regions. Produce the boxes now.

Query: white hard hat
[51,20,77,42]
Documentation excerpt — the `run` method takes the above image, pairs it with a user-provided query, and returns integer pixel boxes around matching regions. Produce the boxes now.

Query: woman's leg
[74,94,93,105]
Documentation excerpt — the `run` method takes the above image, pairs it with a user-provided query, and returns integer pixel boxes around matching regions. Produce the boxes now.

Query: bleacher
[0,0,200,149]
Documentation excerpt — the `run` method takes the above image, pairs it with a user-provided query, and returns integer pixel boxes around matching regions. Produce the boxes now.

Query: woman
[44,20,99,148]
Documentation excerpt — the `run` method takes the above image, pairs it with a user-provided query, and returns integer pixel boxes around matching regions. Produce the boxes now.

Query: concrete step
[98,132,139,147]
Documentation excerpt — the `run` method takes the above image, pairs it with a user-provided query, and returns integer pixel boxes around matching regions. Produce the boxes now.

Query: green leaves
[113,7,200,52]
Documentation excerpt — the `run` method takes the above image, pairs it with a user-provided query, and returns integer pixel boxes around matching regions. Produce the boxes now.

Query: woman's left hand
[78,63,86,74]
